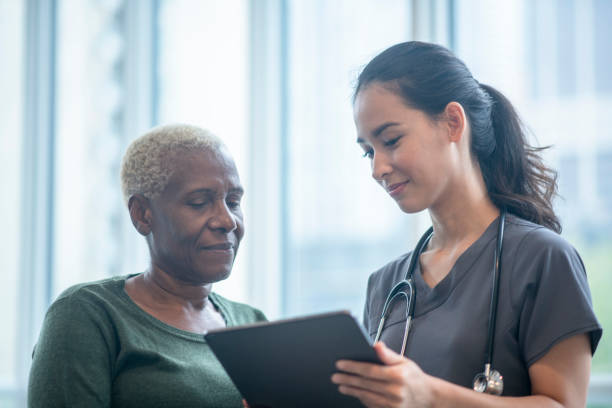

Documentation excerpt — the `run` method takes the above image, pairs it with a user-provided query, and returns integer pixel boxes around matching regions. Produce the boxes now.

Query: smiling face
[144,147,244,285]
[354,83,459,213]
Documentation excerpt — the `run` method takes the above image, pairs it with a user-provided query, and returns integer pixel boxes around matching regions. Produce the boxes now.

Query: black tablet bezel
[205,310,381,408]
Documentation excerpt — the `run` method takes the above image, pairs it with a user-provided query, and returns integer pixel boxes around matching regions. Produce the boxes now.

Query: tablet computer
[205,310,381,408]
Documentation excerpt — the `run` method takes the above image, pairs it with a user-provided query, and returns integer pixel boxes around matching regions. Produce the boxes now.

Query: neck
[142,265,212,310]
[428,167,499,250]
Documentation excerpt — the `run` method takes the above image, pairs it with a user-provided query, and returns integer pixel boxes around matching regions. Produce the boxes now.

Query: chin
[396,200,428,214]
[180,266,232,286]
[205,267,233,284]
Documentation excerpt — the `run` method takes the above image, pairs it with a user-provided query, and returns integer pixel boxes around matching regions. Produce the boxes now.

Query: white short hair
[120,123,224,206]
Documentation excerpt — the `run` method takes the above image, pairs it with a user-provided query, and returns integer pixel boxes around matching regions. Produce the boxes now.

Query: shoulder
[367,252,413,295]
[503,216,583,276]
[56,274,131,298]
[52,274,132,311]
[210,292,267,324]
[363,252,412,330]
[42,274,138,333]
[505,216,574,252]
[35,276,134,355]
[503,216,593,317]
[501,218,602,362]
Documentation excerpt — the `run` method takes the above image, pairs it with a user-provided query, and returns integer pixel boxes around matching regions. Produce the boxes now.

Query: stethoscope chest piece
[472,364,503,395]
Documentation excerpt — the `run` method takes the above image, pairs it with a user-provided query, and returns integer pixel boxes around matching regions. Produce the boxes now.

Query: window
[557,154,580,229]
[556,0,576,96]
[53,0,129,296]
[157,0,251,300]
[284,0,414,317]
[0,1,24,404]
[596,152,612,224]
[454,1,612,404]
[594,0,612,93]
[6,1,611,406]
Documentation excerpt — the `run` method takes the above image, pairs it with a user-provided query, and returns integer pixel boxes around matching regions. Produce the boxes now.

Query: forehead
[354,84,407,119]
[354,84,434,142]
[354,85,410,134]
[167,148,241,192]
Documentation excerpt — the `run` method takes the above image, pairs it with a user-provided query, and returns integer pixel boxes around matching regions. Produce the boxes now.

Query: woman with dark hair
[331,42,601,407]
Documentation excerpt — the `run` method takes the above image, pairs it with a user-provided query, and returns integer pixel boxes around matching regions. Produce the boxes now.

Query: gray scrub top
[363,215,602,396]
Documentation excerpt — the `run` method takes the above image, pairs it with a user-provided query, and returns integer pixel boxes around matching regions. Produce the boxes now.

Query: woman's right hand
[332,342,436,408]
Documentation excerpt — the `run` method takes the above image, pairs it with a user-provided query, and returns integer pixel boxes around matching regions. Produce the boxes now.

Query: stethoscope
[374,212,506,395]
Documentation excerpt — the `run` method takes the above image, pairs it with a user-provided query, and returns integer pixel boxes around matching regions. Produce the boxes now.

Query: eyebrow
[186,187,244,196]
[356,122,401,143]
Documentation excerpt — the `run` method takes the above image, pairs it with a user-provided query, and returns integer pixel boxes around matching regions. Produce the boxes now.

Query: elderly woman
[28,124,265,407]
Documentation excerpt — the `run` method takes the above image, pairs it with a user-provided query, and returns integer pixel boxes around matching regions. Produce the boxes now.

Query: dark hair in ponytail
[355,41,561,233]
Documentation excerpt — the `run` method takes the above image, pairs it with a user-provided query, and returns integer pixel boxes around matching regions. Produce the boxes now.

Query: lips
[386,181,409,196]
[200,242,234,250]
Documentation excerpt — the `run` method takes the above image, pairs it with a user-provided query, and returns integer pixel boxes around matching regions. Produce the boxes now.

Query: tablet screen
[205,310,381,408]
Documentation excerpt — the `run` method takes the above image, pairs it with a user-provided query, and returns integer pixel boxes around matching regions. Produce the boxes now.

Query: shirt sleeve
[511,228,602,367]
[28,295,115,408]
[253,308,268,322]
[362,273,375,335]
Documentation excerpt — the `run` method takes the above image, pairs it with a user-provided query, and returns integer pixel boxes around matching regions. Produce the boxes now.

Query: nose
[209,201,238,233]
[371,150,392,182]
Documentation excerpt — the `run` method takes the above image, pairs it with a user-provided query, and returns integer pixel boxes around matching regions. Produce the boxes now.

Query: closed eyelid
[359,144,373,154]
[380,127,404,137]
[384,135,402,144]
[226,196,242,205]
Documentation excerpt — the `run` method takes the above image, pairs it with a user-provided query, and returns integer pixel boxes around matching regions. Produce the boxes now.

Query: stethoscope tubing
[484,211,505,366]
[375,212,506,394]
[373,226,432,348]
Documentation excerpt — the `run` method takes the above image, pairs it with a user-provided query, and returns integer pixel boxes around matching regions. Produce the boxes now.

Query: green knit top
[28,274,266,407]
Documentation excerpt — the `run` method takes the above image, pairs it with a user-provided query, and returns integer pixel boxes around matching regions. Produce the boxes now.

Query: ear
[128,194,153,236]
[443,102,467,143]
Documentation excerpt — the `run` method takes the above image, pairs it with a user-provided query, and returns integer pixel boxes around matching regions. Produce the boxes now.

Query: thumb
[374,341,405,365]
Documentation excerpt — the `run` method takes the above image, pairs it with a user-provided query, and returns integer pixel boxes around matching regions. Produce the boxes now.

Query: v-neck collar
[411,216,501,317]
